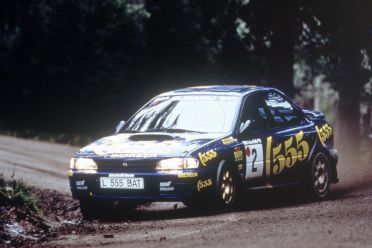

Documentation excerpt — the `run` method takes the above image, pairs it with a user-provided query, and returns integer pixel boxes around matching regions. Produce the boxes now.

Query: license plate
[99,177,144,189]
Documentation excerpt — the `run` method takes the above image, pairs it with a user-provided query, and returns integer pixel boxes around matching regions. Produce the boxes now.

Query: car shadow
[89,182,365,223]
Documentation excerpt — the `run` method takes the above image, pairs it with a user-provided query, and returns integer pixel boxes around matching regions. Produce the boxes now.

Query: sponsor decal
[90,136,181,156]
[245,138,262,145]
[136,141,157,145]
[221,136,237,145]
[75,180,88,190]
[158,170,183,175]
[109,173,134,178]
[171,95,237,101]
[76,180,85,186]
[109,153,158,158]
[197,179,213,191]
[243,139,264,179]
[233,146,243,162]
[178,172,198,178]
[198,149,217,166]
[172,95,217,101]
[160,182,171,187]
[265,131,309,177]
[315,123,333,147]
[160,181,174,192]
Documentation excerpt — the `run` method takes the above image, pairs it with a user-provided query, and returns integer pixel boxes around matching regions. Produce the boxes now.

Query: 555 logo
[265,131,310,177]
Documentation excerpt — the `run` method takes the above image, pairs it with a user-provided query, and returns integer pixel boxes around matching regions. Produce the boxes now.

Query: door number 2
[243,140,264,179]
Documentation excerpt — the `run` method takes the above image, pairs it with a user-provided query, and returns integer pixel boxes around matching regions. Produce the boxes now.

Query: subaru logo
[122,162,128,167]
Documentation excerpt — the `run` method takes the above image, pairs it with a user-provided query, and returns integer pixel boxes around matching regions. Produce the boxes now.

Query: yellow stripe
[265,136,272,177]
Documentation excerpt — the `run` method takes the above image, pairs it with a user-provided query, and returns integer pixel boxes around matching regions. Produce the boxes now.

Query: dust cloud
[334,132,372,194]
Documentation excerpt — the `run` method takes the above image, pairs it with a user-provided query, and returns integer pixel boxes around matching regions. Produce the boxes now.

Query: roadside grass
[0,174,56,245]
[0,173,40,212]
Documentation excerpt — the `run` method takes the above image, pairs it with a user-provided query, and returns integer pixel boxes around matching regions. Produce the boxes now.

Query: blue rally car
[68,86,338,217]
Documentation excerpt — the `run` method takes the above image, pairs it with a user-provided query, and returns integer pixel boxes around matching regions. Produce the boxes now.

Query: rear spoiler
[303,109,326,121]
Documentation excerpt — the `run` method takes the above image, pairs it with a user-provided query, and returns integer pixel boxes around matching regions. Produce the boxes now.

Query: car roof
[160,85,274,96]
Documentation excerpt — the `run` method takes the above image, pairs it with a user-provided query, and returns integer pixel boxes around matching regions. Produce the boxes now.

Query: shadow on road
[88,184,356,223]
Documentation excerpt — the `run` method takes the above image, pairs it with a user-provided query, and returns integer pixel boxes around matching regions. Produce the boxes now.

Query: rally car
[68,85,338,218]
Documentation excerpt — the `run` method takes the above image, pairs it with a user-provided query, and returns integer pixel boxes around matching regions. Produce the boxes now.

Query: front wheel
[217,168,239,208]
[79,199,115,220]
[307,152,331,199]
[182,199,203,209]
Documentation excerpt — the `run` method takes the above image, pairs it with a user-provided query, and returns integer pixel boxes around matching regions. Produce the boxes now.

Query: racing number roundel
[243,139,264,180]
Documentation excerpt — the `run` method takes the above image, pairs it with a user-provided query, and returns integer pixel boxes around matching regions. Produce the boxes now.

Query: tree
[297,0,372,136]
[267,0,299,95]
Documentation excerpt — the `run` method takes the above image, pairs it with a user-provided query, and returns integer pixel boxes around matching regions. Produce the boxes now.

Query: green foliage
[0,174,40,213]
[0,0,371,137]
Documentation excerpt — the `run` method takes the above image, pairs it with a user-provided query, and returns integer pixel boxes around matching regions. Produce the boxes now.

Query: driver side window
[239,94,271,135]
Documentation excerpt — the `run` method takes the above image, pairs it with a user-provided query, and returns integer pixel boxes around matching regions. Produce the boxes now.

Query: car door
[238,92,274,187]
[262,90,314,185]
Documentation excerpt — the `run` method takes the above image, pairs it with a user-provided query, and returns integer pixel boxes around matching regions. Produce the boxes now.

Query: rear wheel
[308,152,331,199]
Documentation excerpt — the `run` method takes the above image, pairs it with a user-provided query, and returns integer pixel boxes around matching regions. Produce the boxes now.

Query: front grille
[95,158,159,172]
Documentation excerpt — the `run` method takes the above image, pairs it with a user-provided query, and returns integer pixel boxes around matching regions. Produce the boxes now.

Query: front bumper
[68,167,216,202]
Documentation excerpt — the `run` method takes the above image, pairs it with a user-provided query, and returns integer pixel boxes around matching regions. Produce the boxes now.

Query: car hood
[77,132,223,159]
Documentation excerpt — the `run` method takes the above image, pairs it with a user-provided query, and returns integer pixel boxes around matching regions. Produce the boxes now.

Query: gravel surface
[0,135,77,194]
[0,135,371,248]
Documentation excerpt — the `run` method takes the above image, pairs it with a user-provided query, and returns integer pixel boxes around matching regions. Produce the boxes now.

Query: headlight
[69,158,75,169]
[70,158,97,171]
[156,158,199,170]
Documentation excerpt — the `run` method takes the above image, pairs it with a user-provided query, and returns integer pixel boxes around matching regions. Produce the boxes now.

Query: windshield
[125,95,240,133]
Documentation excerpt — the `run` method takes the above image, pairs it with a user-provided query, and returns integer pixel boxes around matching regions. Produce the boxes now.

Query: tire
[79,199,114,220]
[117,202,139,212]
[182,199,204,209]
[182,199,198,208]
[217,167,239,208]
[307,152,331,199]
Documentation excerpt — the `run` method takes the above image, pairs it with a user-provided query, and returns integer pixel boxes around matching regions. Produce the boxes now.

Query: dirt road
[1,135,372,247]
[0,135,77,194]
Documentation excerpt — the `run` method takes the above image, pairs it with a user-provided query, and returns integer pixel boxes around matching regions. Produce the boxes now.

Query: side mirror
[239,120,252,134]
[115,120,126,134]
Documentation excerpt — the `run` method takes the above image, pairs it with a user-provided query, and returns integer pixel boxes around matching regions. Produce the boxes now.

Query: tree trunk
[338,79,360,136]
[337,43,362,144]
[268,0,298,96]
